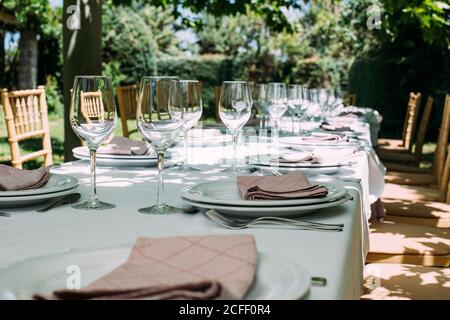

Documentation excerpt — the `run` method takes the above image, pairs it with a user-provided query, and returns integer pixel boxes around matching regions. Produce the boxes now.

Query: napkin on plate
[0,165,51,191]
[277,152,316,164]
[300,132,346,143]
[339,110,364,117]
[97,136,149,156]
[312,147,358,163]
[237,172,328,200]
[320,122,353,132]
[33,235,257,300]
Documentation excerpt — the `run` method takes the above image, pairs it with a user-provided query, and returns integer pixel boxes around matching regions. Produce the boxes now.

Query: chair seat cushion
[382,183,445,202]
[384,172,437,186]
[362,263,450,300]
[384,162,428,173]
[382,198,450,229]
[377,138,405,150]
[376,148,417,163]
[367,221,450,267]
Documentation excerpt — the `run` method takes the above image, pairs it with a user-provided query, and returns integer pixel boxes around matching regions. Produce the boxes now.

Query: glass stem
[183,130,188,166]
[291,115,295,133]
[232,130,238,170]
[156,151,165,207]
[89,149,98,205]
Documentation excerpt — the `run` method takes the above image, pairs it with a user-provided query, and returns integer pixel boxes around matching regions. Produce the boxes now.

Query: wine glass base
[169,164,200,172]
[221,165,253,174]
[138,204,182,215]
[71,200,115,210]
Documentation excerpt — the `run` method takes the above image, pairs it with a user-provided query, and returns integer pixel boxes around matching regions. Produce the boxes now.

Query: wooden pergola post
[62,0,102,161]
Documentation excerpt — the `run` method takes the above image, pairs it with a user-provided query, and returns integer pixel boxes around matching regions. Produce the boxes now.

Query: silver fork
[205,209,343,232]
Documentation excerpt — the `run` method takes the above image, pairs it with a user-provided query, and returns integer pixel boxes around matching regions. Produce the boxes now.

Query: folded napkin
[237,172,328,200]
[339,110,364,117]
[277,152,315,164]
[312,147,358,163]
[97,136,149,156]
[34,235,257,300]
[0,165,51,191]
[320,122,353,132]
[300,132,346,143]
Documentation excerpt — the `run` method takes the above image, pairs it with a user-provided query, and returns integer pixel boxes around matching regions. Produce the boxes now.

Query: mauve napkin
[300,132,346,143]
[320,122,353,132]
[98,136,149,156]
[34,235,257,300]
[339,110,364,117]
[237,172,328,200]
[277,152,316,163]
[0,165,51,191]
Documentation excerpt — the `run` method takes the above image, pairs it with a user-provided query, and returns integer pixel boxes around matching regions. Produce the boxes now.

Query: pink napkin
[97,137,149,156]
[339,111,364,117]
[237,172,328,200]
[300,132,346,143]
[277,152,316,163]
[0,165,51,191]
[34,235,257,300]
[320,122,353,132]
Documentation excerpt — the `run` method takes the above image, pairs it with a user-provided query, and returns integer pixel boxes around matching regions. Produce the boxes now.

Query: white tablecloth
[0,114,385,300]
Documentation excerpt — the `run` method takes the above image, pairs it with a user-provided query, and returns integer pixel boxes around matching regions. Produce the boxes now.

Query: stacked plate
[72,147,169,167]
[181,180,350,217]
[279,135,360,148]
[0,246,310,300]
[250,153,355,175]
[0,174,78,208]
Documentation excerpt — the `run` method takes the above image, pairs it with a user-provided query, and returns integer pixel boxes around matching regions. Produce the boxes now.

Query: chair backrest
[402,92,422,152]
[434,94,450,180]
[343,93,356,106]
[80,90,104,122]
[214,86,222,123]
[441,146,450,203]
[116,84,139,137]
[413,96,433,162]
[1,86,53,168]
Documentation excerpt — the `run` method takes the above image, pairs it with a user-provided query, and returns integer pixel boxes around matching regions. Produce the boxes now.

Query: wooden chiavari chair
[116,84,139,137]
[1,86,52,168]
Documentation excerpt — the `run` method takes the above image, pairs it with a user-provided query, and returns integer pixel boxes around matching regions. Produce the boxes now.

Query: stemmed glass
[253,84,268,130]
[136,77,184,214]
[218,81,252,172]
[172,80,203,171]
[287,84,300,133]
[267,83,287,139]
[70,76,117,210]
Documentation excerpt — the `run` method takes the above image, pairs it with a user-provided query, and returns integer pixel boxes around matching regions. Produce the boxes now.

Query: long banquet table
[0,112,385,300]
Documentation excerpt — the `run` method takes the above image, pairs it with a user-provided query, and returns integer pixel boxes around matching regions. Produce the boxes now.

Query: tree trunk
[63,0,102,162]
[0,28,4,87]
[18,28,38,89]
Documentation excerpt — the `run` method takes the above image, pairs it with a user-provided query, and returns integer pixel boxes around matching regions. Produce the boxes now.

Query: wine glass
[70,76,117,210]
[136,77,184,214]
[253,83,268,129]
[172,80,203,171]
[267,83,287,138]
[287,84,300,133]
[218,81,252,172]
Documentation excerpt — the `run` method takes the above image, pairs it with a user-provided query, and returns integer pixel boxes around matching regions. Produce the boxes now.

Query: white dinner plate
[251,154,354,168]
[0,247,310,300]
[0,186,79,208]
[0,174,78,198]
[254,165,342,175]
[280,136,360,148]
[73,147,171,167]
[181,180,347,207]
[182,193,351,217]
